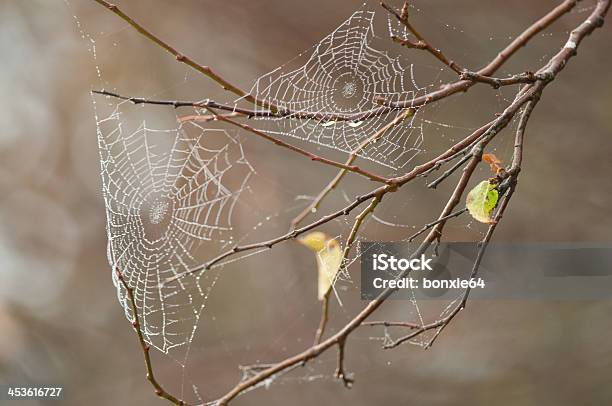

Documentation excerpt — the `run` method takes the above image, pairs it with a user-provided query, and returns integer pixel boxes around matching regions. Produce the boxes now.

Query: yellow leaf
[298,232,343,300]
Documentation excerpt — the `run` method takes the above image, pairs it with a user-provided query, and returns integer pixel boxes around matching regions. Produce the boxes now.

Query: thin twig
[178,112,244,122]
[313,292,330,345]
[419,120,495,178]
[362,321,421,328]
[93,90,392,184]
[382,1,464,73]
[341,196,383,262]
[335,338,353,388]
[511,100,537,171]
[92,89,275,120]
[407,208,468,242]
[426,153,474,189]
[460,71,540,89]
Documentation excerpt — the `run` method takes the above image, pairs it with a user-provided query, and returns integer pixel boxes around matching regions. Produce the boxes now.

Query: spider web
[96,99,254,355]
[247,10,430,170]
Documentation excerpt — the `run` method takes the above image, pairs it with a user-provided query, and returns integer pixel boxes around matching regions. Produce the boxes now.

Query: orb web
[96,101,254,354]
[248,10,431,170]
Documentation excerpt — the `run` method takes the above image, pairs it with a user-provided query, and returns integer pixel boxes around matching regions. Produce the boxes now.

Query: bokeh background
[1,0,611,405]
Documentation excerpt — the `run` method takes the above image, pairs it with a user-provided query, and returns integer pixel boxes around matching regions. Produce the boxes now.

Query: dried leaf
[466,180,499,224]
[298,232,343,300]
[482,153,504,174]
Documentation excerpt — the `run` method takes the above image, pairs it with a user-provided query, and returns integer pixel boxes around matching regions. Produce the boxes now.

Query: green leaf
[466,180,499,224]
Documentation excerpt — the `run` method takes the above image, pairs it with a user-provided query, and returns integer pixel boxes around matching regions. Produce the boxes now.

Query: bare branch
[179,112,244,122]
[460,71,540,89]
[426,153,474,189]
[313,293,331,345]
[91,89,265,117]
[407,208,467,243]
[362,321,421,328]
[335,338,353,388]
[213,0,610,393]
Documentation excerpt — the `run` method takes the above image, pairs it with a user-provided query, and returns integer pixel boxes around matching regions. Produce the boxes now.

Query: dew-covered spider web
[96,99,254,354]
[246,10,431,170]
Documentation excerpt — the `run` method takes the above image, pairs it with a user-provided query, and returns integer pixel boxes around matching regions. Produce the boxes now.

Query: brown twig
[407,208,468,243]
[459,71,540,89]
[426,153,474,189]
[92,89,268,117]
[178,112,244,122]
[418,120,495,178]
[362,321,421,328]
[92,90,391,183]
[313,291,331,346]
[382,1,464,73]
[335,338,353,388]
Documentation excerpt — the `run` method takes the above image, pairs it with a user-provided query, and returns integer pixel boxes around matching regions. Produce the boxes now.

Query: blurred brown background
[0,0,611,405]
